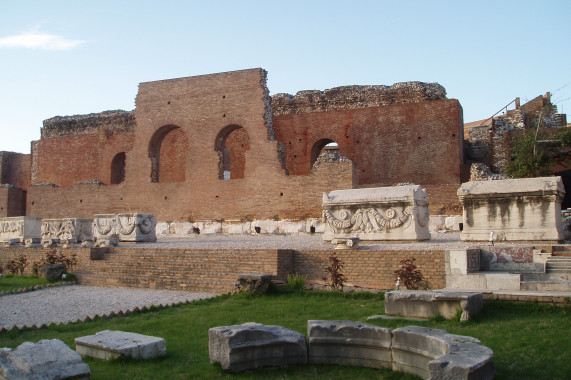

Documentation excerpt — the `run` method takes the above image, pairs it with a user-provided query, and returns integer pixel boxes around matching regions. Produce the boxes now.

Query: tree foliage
[506,127,571,178]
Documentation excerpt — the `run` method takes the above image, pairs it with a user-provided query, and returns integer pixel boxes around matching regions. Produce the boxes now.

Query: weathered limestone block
[209,322,307,372]
[38,263,66,281]
[323,185,430,242]
[0,339,91,380]
[75,330,166,360]
[238,274,272,294]
[385,290,483,321]
[307,320,392,369]
[41,218,93,243]
[93,213,156,242]
[0,216,42,244]
[458,177,565,242]
[392,326,495,380]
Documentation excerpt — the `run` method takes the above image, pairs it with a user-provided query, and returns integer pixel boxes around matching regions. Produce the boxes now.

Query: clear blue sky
[1,0,570,153]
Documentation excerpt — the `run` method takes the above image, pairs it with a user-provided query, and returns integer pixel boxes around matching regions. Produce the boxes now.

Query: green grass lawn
[0,290,569,379]
[0,274,49,291]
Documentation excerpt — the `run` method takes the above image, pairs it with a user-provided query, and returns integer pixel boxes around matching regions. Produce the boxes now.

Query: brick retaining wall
[0,246,446,293]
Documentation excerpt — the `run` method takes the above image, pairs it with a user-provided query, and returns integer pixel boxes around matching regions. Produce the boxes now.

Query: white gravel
[0,285,214,330]
[119,231,536,251]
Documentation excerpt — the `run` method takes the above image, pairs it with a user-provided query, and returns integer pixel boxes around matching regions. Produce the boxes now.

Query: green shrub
[286,273,307,292]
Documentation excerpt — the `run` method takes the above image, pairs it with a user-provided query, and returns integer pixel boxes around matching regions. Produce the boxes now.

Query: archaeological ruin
[0,68,466,223]
[1,68,570,296]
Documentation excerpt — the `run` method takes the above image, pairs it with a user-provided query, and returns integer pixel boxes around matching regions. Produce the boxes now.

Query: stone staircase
[519,247,571,292]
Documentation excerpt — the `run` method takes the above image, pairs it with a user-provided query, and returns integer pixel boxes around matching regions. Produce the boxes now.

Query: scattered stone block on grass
[75,330,166,360]
[0,339,91,380]
[392,326,495,380]
[307,320,392,369]
[38,263,66,281]
[209,322,307,372]
[238,274,272,294]
[385,290,483,321]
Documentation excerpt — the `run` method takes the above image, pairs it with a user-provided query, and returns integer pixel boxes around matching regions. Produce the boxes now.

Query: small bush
[322,255,347,292]
[394,257,430,290]
[286,273,307,292]
[6,254,28,275]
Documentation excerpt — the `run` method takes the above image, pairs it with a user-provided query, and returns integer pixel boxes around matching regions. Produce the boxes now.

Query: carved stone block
[41,218,93,243]
[322,185,430,242]
[0,216,42,244]
[93,213,157,242]
[458,177,565,242]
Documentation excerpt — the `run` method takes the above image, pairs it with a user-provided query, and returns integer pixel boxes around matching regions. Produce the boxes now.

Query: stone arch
[215,125,250,180]
[149,125,189,183]
[310,138,339,169]
[110,152,126,184]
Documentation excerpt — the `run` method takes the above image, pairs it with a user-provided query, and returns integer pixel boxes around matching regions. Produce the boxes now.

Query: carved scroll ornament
[324,206,421,234]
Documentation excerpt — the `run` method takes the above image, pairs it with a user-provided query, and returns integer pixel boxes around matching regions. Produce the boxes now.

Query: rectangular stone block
[323,185,430,242]
[41,218,93,242]
[93,213,156,242]
[0,216,42,243]
[75,330,166,360]
[458,177,565,242]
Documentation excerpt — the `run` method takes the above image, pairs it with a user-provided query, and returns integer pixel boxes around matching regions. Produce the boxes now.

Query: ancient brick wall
[20,69,466,221]
[26,160,356,220]
[0,152,31,190]
[274,99,464,187]
[33,112,135,186]
[0,186,25,217]
[294,249,446,290]
[0,246,446,293]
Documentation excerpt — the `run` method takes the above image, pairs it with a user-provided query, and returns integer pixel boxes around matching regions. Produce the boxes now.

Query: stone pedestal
[41,218,93,243]
[323,185,430,242]
[458,177,565,242]
[0,216,42,244]
[93,213,157,242]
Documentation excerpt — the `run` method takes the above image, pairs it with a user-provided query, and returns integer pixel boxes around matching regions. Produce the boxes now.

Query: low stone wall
[210,321,495,379]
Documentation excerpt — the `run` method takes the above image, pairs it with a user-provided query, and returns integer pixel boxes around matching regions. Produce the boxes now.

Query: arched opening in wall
[110,152,126,184]
[215,125,250,180]
[149,125,189,183]
[310,139,340,169]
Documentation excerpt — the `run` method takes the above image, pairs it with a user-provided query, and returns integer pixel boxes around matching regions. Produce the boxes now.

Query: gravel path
[119,232,539,251]
[0,285,214,330]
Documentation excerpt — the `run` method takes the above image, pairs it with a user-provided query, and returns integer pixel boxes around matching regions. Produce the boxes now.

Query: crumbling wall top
[271,82,447,115]
[42,110,135,139]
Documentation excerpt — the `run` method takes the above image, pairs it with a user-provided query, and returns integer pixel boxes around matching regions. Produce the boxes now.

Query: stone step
[76,271,229,293]
[81,266,242,281]
[521,272,571,282]
[546,257,571,273]
[520,281,571,292]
